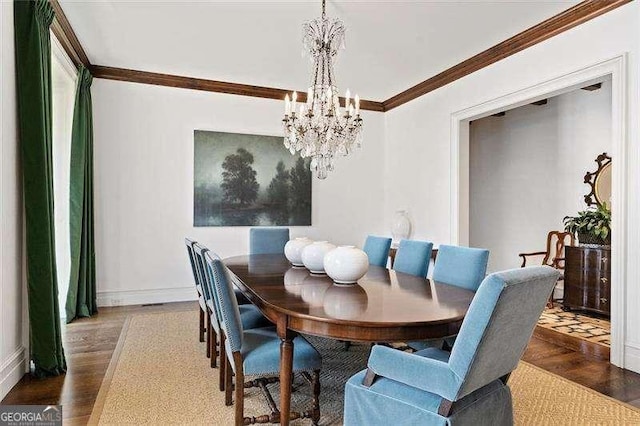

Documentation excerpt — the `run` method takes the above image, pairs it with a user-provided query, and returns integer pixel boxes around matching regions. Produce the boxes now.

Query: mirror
[584,153,612,208]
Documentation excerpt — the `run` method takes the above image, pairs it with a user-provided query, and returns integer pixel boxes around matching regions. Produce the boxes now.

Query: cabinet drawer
[566,246,611,272]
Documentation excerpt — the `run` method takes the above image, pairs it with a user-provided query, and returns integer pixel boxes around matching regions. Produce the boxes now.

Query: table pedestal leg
[278,319,296,426]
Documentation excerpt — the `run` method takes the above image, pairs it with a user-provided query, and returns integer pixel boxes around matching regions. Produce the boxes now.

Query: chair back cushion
[249,228,290,255]
[393,239,434,278]
[185,238,199,287]
[207,256,244,352]
[449,266,559,399]
[363,236,392,267]
[203,251,223,325]
[193,243,212,301]
[432,245,489,291]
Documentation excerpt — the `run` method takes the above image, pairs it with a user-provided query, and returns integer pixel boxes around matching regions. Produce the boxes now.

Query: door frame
[449,54,627,367]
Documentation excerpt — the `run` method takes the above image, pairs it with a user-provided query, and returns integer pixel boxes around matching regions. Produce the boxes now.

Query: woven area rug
[538,307,611,347]
[89,311,640,425]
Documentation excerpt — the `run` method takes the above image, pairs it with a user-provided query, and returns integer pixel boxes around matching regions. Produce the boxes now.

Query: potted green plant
[563,203,611,246]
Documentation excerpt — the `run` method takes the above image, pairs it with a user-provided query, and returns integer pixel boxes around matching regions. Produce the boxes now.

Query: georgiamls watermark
[0,405,62,426]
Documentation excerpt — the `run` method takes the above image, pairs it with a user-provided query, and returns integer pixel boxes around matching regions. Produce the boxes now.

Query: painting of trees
[267,161,291,208]
[194,131,312,226]
[221,148,259,206]
[289,157,312,211]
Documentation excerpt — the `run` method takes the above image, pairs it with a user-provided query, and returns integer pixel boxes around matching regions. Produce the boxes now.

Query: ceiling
[59,1,580,100]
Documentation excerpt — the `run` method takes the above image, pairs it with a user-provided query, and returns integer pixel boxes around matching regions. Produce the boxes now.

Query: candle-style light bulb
[285,94,291,116]
[307,88,313,106]
[345,89,351,109]
[292,91,298,114]
[354,94,360,115]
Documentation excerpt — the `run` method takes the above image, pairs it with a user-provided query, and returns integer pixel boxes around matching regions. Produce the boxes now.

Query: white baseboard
[1,346,27,400]
[624,343,640,374]
[97,286,198,307]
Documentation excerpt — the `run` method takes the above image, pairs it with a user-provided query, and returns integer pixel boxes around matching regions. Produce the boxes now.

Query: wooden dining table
[224,254,476,426]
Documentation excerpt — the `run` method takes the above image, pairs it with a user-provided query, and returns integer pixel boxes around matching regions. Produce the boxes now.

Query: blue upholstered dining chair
[409,244,490,351]
[185,239,210,344]
[249,227,290,255]
[344,266,560,425]
[206,254,322,425]
[193,244,270,380]
[393,239,434,278]
[432,245,490,291]
[363,235,392,267]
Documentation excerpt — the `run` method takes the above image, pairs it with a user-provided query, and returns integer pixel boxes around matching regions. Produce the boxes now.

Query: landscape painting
[194,130,312,227]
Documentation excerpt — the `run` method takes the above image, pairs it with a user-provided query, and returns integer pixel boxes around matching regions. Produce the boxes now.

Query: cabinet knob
[602,257,608,264]
[600,277,608,283]
[600,297,608,304]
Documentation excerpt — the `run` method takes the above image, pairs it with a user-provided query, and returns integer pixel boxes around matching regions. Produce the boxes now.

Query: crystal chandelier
[282,0,363,180]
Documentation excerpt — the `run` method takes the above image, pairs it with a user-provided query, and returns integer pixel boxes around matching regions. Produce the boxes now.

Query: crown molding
[49,0,629,112]
[90,65,386,112]
[49,0,90,69]
[382,0,632,111]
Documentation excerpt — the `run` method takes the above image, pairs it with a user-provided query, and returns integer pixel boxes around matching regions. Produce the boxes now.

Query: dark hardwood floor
[2,301,640,424]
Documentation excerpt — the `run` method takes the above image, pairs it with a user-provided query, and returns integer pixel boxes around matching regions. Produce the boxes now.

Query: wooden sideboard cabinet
[563,246,611,317]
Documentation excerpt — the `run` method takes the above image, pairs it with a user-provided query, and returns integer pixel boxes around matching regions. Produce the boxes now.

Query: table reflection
[300,274,330,307]
[323,284,368,320]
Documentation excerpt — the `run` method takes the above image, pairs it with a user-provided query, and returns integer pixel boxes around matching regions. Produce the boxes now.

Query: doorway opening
[450,56,627,368]
[469,78,612,355]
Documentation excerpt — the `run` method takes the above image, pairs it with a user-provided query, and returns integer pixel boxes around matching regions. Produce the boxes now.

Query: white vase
[301,241,336,274]
[324,245,369,284]
[323,284,368,320]
[284,237,314,267]
[391,210,411,246]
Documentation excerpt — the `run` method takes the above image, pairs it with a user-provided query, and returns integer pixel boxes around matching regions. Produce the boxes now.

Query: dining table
[224,253,476,426]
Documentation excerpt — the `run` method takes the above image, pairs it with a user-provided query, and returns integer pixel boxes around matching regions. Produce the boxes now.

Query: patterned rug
[538,307,611,347]
[89,311,640,425]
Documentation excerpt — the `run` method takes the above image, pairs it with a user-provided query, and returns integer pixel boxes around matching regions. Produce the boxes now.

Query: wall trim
[624,343,640,373]
[450,54,629,369]
[49,0,90,69]
[90,66,385,112]
[97,287,197,307]
[49,0,629,111]
[382,0,632,110]
[0,347,27,400]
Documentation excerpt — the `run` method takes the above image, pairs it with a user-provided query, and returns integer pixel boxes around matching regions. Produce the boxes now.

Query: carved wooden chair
[518,231,575,307]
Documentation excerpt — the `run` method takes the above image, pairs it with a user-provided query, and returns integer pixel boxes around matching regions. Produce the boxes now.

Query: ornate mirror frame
[584,152,612,207]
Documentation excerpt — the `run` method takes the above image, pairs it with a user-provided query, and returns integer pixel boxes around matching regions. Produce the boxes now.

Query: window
[51,35,77,320]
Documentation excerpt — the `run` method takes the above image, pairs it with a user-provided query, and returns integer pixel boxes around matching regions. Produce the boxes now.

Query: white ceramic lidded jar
[323,245,369,285]
[301,241,336,274]
[284,237,314,267]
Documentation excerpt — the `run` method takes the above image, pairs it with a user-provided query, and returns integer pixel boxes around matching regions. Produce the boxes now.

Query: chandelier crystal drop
[282,0,363,180]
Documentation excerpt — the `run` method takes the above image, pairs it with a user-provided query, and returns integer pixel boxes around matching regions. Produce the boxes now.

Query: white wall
[469,82,612,273]
[384,3,639,371]
[0,1,27,399]
[92,80,386,306]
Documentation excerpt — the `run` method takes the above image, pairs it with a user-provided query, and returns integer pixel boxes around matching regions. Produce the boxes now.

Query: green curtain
[66,66,97,322]
[14,0,66,376]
